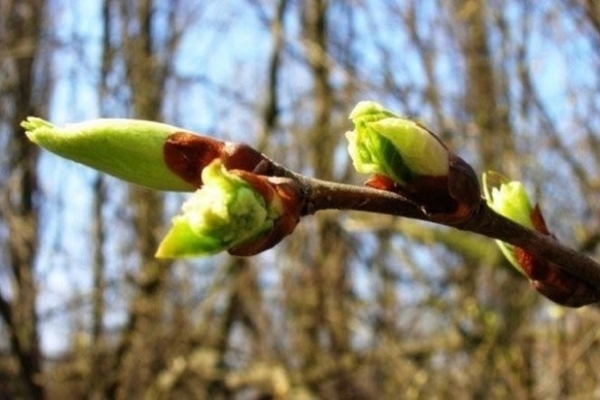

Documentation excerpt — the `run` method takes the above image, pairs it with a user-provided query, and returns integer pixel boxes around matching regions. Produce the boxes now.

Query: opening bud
[483,171,600,306]
[156,160,301,258]
[346,101,449,184]
[347,101,480,223]
[483,172,535,271]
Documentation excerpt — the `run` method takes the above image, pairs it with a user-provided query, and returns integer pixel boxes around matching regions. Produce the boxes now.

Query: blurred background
[3,0,600,399]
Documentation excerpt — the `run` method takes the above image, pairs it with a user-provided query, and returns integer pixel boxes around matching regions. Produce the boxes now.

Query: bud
[482,172,534,272]
[346,101,449,184]
[483,171,600,306]
[22,117,217,191]
[156,160,300,258]
[347,101,480,223]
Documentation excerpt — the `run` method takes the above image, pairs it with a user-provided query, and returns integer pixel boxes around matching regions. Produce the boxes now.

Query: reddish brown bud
[164,132,224,188]
[514,206,599,307]
[222,143,270,173]
[516,247,600,307]
[365,153,480,224]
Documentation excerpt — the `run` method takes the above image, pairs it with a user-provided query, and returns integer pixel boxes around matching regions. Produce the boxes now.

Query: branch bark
[294,175,600,292]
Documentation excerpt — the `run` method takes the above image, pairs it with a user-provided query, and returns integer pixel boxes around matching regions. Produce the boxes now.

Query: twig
[293,173,600,291]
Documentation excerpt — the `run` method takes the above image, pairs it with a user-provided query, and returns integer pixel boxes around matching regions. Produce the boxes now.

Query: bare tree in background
[6,1,600,399]
[447,1,534,397]
[0,1,48,399]
[102,0,179,398]
[288,1,360,397]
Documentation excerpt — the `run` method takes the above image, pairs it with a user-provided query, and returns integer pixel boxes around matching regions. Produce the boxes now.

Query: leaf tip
[21,117,55,142]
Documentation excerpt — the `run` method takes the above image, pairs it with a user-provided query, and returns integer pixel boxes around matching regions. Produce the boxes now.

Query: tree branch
[292,173,600,292]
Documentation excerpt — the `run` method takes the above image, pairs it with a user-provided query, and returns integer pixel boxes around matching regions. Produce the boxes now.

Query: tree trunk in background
[86,2,113,397]
[450,0,514,172]
[287,2,359,397]
[449,1,534,397]
[104,1,175,398]
[0,1,47,399]
[257,0,288,148]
